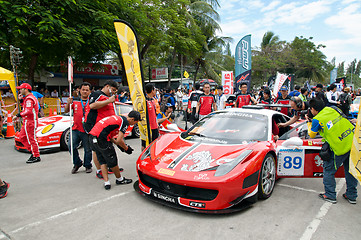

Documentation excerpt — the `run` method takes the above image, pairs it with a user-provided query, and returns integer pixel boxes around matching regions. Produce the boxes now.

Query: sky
[217,0,361,67]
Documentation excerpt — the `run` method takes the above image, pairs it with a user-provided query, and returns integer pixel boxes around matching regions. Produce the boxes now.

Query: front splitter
[133,180,253,215]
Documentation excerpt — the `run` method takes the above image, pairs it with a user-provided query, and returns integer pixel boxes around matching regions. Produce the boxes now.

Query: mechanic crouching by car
[89,111,141,190]
[65,82,92,174]
[13,83,41,164]
[308,98,357,204]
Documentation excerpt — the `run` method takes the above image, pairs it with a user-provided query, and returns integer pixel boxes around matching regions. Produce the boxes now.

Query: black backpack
[338,93,349,107]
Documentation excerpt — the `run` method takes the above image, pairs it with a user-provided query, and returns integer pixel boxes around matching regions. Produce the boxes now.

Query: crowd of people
[1,80,359,205]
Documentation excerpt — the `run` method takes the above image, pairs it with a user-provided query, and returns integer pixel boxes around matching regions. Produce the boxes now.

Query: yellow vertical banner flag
[114,20,150,145]
[0,67,17,101]
[350,104,361,185]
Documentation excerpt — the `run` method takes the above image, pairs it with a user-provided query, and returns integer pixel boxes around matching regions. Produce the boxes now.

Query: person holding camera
[157,103,175,125]
[89,111,141,190]
[277,97,311,128]
[308,98,357,204]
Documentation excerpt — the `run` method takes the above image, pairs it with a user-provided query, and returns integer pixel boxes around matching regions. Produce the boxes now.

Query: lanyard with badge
[80,98,89,124]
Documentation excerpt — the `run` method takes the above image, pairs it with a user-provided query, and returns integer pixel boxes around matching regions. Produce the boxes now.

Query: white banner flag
[68,56,73,83]
[221,71,234,95]
[273,72,288,97]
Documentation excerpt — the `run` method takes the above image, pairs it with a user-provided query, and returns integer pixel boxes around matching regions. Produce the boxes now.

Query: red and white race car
[134,107,345,213]
[15,102,139,153]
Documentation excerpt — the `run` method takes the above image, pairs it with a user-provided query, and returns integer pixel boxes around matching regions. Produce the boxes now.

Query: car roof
[216,107,282,118]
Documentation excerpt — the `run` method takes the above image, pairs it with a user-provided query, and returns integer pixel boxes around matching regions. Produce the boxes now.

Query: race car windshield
[183,112,268,143]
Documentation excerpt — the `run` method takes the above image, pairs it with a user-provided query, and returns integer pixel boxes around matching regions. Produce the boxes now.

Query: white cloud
[261,1,281,12]
[325,3,361,38]
[342,0,358,4]
[317,38,361,65]
[275,1,332,25]
[248,0,264,9]
[219,19,249,36]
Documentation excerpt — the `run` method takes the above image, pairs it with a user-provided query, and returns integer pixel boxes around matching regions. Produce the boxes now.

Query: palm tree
[186,0,232,84]
[261,31,280,53]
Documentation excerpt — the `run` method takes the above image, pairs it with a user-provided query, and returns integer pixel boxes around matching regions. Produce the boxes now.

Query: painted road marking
[2,191,131,238]
[278,183,319,193]
[300,179,345,240]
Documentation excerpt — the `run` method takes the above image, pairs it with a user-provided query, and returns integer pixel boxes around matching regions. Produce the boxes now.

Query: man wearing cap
[157,103,174,125]
[274,85,291,116]
[13,83,41,163]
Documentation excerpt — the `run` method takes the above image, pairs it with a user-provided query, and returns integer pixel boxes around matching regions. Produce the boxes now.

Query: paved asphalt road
[0,136,360,240]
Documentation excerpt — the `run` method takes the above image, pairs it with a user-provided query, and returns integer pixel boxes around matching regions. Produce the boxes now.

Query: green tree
[337,62,345,77]
[0,0,118,85]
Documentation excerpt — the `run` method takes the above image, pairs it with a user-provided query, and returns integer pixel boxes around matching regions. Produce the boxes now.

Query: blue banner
[235,34,252,92]
[330,68,337,84]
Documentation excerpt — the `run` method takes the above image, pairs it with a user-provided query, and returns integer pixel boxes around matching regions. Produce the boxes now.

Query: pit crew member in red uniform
[65,82,92,174]
[196,83,217,119]
[235,82,257,108]
[142,83,159,151]
[14,83,41,163]
[89,111,141,190]
[187,83,203,124]
[259,88,272,108]
[274,85,291,116]
[84,80,119,179]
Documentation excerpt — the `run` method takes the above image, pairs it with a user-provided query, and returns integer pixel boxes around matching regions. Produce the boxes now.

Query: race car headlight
[41,124,54,134]
[214,150,252,177]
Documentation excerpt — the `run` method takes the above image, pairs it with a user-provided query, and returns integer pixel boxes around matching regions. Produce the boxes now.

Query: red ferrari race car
[15,102,139,153]
[134,107,345,213]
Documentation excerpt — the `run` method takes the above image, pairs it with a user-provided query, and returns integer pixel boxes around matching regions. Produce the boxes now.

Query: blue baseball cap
[166,103,173,107]
[280,85,288,91]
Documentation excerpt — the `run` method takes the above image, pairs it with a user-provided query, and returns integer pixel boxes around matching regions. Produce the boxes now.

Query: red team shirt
[89,115,128,141]
[198,93,216,115]
[71,97,90,132]
[235,93,252,108]
[84,91,115,133]
[275,96,291,116]
[146,97,158,129]
[21,93,39,121]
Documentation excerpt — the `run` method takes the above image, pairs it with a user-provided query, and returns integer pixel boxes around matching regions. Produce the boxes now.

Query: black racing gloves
[116,144,133,155]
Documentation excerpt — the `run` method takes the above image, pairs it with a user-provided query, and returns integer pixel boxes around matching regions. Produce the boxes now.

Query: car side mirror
[281,137,303,147]
[167,123,182,132]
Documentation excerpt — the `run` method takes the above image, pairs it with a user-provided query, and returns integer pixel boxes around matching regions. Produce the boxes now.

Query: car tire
[60,128,70,150]
[131,124,140,138]
[258,153,276,199]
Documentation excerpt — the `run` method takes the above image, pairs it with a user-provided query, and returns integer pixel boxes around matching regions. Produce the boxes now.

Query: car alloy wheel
[258,153,276,199]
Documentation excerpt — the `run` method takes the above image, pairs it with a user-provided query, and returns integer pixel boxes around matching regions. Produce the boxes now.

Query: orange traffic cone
[49,108,53,117]
[5,111,15,138]
[53,109,57,116]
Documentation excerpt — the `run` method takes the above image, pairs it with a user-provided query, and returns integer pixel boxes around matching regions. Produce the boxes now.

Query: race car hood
[36,115,70,136]
[148,132,259,173]
[38,115,70,128]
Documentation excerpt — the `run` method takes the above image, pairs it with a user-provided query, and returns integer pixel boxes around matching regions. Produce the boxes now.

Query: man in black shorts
[89,110,141,190]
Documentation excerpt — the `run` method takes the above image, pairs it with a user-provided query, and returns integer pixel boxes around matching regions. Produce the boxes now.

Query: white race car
[15,102,139,153]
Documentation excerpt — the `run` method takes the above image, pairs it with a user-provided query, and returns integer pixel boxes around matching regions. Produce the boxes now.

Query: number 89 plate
[277,147,305,176]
